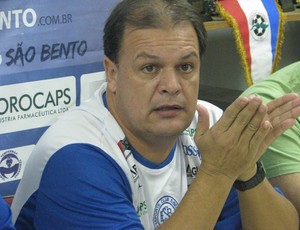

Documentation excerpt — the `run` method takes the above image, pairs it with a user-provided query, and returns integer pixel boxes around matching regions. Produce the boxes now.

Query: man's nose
[158,69,181,95]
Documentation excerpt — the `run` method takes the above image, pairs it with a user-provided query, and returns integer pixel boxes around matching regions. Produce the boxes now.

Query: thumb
[195,104,210,138]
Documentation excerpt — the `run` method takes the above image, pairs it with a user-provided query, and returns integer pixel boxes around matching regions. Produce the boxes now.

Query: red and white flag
[217,0,285,86]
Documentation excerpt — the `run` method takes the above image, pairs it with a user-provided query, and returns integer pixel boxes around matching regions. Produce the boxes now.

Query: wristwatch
[233,161,266,191]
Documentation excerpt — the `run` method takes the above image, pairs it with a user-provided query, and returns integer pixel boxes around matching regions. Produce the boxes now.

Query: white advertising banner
[0,0,119,197]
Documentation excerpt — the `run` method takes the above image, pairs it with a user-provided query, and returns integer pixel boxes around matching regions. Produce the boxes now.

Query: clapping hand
[194,93,300,181]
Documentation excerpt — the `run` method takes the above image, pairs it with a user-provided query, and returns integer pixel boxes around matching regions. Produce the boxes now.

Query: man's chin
[151,125,187,137]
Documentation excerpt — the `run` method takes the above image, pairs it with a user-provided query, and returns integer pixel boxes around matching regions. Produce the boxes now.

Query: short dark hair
[103,0,207,64]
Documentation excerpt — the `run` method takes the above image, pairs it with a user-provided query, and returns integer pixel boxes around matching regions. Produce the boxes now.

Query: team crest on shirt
[153,195,178,228]
[0,150,22,181]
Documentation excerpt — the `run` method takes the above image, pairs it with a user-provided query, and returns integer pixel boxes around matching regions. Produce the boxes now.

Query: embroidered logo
[153,195,178,228]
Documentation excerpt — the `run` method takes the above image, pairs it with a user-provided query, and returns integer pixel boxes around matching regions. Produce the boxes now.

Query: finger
[235,102,268,161]
[227,96,264,136]
[217,96,252,132]
[240,103,268,140]
[268,97,300,127]
[250,119,273,160]
[270,106,300,128]
[259,118,297,155]
[267,93,299,113]
[268,93,300,116]
[195,104,210,138]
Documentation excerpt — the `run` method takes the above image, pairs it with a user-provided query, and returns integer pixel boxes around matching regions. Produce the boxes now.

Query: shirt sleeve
[33,144,143,230]
[215,188,242,230]
[0,196,15,230]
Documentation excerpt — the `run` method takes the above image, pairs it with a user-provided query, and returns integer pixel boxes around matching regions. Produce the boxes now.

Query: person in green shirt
[241,61,300,224]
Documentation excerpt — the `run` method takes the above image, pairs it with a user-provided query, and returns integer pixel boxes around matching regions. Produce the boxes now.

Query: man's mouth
[155,105,182,111]
[154,105,183,117]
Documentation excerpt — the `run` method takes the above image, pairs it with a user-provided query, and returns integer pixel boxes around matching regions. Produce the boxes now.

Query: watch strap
[233,161,266,191]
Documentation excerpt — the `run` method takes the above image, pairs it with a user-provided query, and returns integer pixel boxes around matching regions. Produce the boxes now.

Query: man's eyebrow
[134,51,199,61]
[134,52,160,61]
[180,52,199,60]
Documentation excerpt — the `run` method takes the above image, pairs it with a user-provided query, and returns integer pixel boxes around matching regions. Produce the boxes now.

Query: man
[11,0,300,229]
[241,61,300,226]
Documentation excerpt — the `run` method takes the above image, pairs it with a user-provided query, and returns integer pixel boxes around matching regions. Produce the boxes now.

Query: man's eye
[179,64,193,73]
[142,65,157,73]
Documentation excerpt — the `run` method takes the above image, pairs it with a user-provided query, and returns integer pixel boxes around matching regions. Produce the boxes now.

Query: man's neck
[125,134,177,164]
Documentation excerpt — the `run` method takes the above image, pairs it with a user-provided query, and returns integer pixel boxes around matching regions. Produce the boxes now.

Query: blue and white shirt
[12,82,242,230]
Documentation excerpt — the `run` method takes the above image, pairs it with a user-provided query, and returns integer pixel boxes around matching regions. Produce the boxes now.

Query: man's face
[106,21,200,141]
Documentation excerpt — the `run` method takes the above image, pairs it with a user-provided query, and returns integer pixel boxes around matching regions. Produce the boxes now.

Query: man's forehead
[126,23,198,43]
[123,22,198,43]
[124,20,194,34]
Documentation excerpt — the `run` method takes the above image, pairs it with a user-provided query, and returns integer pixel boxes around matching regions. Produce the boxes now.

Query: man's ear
[104,56,118,94]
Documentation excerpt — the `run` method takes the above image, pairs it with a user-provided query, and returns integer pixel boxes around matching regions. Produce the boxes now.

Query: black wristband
[233,161,266,191]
